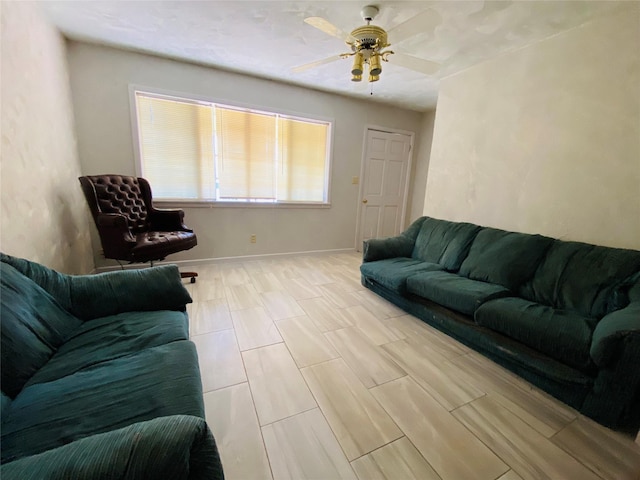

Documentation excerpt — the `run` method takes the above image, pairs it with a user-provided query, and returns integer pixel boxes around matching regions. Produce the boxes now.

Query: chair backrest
[79,175,152,232]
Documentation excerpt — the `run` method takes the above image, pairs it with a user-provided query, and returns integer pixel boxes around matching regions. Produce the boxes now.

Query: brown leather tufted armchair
[79,175,198,282]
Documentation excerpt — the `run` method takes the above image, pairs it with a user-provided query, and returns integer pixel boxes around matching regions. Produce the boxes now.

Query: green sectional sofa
[361,217,640,435]
[0,253,224,479]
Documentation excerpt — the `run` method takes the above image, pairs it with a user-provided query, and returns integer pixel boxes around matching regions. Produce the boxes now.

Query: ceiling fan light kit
[294,4,441,85]
[341,6,394,83]
[351,52,364,76]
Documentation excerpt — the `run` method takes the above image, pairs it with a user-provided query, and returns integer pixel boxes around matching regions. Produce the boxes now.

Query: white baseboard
[93,248,357,273]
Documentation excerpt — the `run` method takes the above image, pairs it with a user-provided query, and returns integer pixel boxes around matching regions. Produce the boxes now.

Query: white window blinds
[216,107,276,200]
[278,117,328,202]
[133,91,331,204]
[136,95,215,199]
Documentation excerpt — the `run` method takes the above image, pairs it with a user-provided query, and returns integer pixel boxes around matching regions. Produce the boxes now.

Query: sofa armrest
[0,254,192,320]
[69,265,193,320]
[0,415,224,480]
[363,236,415,262]
[362,217,426,262]
[590,302,640,367]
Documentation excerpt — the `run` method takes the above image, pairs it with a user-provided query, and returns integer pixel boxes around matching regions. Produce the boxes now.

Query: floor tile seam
[272,316,336,369]
[189,326,235,339]
[237,339,285,355]
[424,353,574,439]
[235,334,286,480]
[447,404,513,480]
[323,328,406,375]
[393,362,487,413]
[449,355,579,427]
[486,391,571,439]
[302,368,398,464]
[258,405,320,429]
[448,353,549,400]
[231,313,284,351]
[548,418,619,480]
[367,377,497,480]
[228,299,267,312]
[298,356,354,438]
[191,321,248,393]
[221,279,253,289]
[449,395,598,480]
[365,373,410,391]
[272,313,316,325]
[255,332,321,426]
[298,359,406,467]
[201,379,250,395]
[348,435,443,480]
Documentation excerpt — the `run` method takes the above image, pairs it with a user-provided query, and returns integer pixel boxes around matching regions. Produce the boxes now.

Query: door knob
[362,199,368,204]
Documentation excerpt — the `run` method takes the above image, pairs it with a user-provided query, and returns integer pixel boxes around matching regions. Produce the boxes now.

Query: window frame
[128,85,334,208]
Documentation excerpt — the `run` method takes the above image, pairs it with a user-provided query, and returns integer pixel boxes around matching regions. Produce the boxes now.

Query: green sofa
[0,253,224,479]
[361,217,640,435]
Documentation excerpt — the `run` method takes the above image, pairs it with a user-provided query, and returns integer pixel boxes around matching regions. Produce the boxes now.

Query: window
[132,89,332,204]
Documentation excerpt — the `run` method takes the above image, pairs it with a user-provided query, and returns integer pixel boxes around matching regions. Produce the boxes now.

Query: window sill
[154,200,331,209]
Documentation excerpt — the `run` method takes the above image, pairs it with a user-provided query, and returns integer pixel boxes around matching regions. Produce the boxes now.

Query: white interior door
[356,128,413,251]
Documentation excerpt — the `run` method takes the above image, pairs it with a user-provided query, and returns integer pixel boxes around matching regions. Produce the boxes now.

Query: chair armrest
[0,415,224,480]
[148,207,192,232]
[95,213,136,259]
[590,302,640,367]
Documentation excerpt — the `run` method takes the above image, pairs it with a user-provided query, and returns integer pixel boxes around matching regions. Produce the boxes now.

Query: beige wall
[424,5,640,250]
[407,110,436,223]
[66,42,424,266]
[0,2,93,273]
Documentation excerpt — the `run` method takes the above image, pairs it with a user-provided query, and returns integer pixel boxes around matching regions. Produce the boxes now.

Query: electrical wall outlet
[250,234,257,243]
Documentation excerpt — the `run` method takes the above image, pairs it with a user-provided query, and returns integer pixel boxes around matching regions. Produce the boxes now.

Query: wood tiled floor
[186,251,640,480]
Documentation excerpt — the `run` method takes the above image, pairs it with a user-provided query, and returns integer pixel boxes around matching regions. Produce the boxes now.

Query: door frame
[354,124,416,251]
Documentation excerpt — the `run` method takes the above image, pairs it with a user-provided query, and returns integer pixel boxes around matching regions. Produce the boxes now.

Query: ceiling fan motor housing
[349,26,388,55]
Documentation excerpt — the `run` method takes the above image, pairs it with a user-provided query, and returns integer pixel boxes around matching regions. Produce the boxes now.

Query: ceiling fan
[292,5,441,83]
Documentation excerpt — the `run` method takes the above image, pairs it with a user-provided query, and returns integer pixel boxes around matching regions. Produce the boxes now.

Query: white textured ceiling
[40,1,623,111]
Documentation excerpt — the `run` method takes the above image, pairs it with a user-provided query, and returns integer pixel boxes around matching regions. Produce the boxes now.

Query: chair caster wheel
[191,277,196,284]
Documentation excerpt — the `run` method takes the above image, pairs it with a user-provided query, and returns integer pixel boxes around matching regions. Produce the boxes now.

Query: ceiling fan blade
[387,8,442,45]
[304,17,354,43]
[386,53,440,75]
[291,54,343,73]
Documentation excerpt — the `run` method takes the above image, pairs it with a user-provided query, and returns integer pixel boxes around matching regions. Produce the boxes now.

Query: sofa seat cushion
[360,258,444,294]
[1,340,204,463]
[406,271,511,315]
[475,297,596,372]
[411,217,481,271]
[520,241,640,319]
[1,263,82,398]
[25,310,190,387]
[459,228,554,291]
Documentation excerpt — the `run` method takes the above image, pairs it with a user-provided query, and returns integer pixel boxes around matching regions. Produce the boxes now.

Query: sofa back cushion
[520,241,640,319]
[459,228,554,291]
[1,263,82,398]
[412,217,481,271]
[629,274,640,303]
[1,391,11,418]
